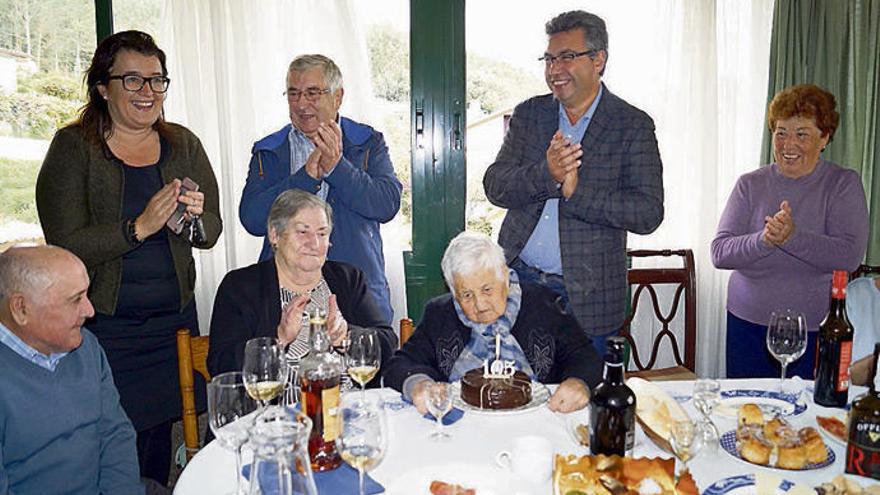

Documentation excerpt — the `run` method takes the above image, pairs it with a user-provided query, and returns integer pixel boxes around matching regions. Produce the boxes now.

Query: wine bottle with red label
[846,343,880,480]
[814,270,854,407]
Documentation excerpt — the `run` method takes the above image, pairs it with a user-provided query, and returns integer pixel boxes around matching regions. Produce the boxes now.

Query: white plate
[702,474,794,495]
[715,389,807,418]
[382,463,511,495]
[450,381,550,415]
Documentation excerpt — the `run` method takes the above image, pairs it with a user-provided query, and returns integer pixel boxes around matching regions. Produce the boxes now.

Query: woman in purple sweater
[712,84,869,379]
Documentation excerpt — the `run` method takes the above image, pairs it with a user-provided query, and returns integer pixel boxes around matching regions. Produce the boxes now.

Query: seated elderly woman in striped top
[207,189,396,387]
[383,231,602,414]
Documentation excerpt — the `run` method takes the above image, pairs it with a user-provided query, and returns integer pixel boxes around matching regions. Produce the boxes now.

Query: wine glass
[766,309,807,385]
[425,382,453,441]
[337,395,387,495]
[669,419,701,476]
[243,337,285,408]
[692,379,721,451]
[347,328,381,400]
[208,371,259,495]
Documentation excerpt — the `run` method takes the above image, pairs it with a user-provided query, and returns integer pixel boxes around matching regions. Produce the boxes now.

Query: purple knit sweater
[712,159,869,330]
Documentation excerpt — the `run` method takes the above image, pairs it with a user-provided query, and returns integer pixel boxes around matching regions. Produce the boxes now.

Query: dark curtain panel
[762,0,880,263]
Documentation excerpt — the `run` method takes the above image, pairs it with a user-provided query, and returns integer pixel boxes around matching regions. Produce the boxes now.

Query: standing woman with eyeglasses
[35,30,222,487]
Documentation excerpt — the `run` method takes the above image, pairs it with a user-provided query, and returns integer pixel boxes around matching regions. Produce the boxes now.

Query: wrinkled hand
[546,130,582,183]
[136,179,181,239]
[326,294,348,347]
[277,295,309,347]
[411,379,440,415]
[548,378,590,413]
[314,122,343,175]
[179,189,204,221]
[304,149,322,179]
[763,200,795,246]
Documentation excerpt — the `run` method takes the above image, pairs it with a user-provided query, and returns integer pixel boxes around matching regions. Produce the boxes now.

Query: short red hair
[767,84,840,142]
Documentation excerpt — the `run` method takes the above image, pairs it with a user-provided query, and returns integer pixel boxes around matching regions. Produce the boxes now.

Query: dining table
[173,378,874,494]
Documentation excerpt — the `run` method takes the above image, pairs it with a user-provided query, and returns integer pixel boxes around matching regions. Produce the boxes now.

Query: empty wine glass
[766,309,807,385]
[692,379,721,451]
[337,395,387,495]
[243,337,285,408]
[670,419,701,476]
[426,382,453,441]
[208,371,259,495]
[347,328,381,400]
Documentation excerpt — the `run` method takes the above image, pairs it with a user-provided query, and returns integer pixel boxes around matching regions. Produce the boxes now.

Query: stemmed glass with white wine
[207,371,259,495]
[766,309,807,387]
[426,382,453,441]
[337,394,387,495]
[670,419,701,477]
[243,337,285,408]
[347,328,381,400]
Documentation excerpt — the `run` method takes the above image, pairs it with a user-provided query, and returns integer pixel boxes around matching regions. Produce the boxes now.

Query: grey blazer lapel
[581,85,613,152]
[537,97,559,148]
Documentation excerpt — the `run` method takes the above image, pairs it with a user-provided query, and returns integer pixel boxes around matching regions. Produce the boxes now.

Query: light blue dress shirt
[288,125,342,201]
[0,321,68,371]
[518,85,603,274]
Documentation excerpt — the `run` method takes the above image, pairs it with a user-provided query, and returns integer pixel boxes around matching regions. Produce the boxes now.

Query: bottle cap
[605,336,626,364]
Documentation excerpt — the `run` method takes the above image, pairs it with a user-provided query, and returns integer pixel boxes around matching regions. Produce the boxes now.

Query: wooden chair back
[852,264,880,280]
[619,249,697,381]
[176,328,210,462]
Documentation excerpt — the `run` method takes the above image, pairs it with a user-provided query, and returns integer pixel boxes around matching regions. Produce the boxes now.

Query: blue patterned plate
[720,430,835,470]
[703,474,794,495]
[716,389,807,417]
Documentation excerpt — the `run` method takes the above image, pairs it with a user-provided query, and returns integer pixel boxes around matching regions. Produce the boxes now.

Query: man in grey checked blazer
[483,11,664,354]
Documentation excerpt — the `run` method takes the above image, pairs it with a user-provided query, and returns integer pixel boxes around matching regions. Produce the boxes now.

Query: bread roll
[799,427,828,464]
[738,403,763,426]
[776,439,807,469]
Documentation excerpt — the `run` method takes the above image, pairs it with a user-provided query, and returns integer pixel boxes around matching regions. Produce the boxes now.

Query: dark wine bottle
[590,336,636,456]
[846,343,880,480]
[814,270,854,407]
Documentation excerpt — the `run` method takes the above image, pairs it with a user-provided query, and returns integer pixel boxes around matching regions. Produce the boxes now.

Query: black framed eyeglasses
[538,50,597,66]
[284,87,332,102]
[106,75,171,93]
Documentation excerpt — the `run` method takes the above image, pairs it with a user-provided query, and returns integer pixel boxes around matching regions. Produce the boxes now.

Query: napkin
[242,461,384,495]
[399,394,465,425]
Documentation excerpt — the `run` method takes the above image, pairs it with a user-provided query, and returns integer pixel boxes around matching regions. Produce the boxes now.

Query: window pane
[112,0,164,41]
[0,0,97,247]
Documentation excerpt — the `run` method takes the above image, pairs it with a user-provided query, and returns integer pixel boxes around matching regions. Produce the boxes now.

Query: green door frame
[94,0,113,43]
[404,0,467,322]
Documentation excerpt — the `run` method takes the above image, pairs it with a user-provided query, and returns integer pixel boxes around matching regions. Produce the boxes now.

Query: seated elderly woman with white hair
[383,231,603,413]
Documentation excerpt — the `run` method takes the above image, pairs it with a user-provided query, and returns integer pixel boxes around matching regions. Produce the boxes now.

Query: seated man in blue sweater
[0,245,143,495]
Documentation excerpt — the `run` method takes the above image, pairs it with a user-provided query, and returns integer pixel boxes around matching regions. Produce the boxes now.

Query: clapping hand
[546,131,582,184]
[314,122,343,175]
[763,200,795,246]
[135,179,181,239]
[326,294,349,347]
[277,294,309,347]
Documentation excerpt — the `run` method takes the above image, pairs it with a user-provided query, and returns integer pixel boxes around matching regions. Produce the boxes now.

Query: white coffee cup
[495,435,553,484]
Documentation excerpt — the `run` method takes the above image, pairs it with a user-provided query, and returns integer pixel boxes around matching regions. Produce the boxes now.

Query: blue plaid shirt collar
[0,320,68,371]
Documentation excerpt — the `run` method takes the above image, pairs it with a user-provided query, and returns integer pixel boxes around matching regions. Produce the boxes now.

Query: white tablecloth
[173,379,872,494]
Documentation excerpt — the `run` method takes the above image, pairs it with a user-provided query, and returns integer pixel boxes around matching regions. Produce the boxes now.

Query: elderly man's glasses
[539,50,597,66]
[284,87,332,102]
[107,75,170,93]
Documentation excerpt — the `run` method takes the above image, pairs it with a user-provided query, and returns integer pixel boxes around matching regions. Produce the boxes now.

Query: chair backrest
[399,318,414,347]
[852,264,880,280]
[176,328,210,462]
[618,249,696,373]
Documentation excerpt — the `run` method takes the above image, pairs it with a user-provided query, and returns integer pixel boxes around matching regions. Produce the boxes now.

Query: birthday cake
[460,367,532,410]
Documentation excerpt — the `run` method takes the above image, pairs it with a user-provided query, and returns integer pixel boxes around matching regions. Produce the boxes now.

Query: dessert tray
[450,380,550,415]
[720,430,835,470]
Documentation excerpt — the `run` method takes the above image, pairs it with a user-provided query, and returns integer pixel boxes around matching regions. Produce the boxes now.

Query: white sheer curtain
[156,0,774,377]
[598,0,774,376]
[156,0,394,333]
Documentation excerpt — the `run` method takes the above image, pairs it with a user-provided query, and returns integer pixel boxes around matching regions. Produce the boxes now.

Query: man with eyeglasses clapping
[240,54,402,326]
[483,11,665,357]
